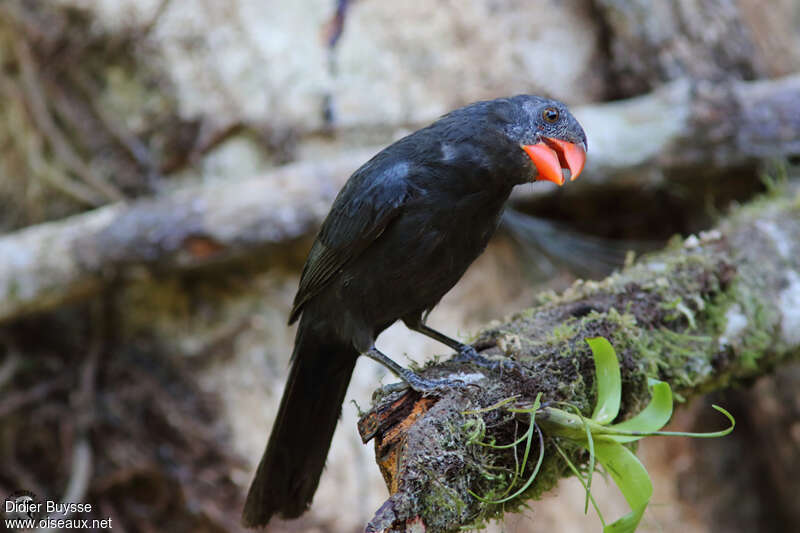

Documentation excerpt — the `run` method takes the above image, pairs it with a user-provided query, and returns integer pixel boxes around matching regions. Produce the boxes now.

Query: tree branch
[0,151,369,324]
[527,74,800,193]
[1,76,799,324]
[357,186,800,533]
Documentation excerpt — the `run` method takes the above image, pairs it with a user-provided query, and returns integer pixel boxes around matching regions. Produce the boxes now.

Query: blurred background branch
[1,75,798,325]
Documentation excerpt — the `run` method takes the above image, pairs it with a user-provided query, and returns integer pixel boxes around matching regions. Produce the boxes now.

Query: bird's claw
[417,377,468,397]
[453,345,515,371]
[409,375,467,396]
[384,346,516,396]
[388,369,467,396]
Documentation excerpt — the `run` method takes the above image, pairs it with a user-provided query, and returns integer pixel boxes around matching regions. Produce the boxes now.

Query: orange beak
[522,137,587,186]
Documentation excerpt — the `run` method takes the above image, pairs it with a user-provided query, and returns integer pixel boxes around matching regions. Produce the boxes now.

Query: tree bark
[549,74,800,189]
[357,186,800,533]
[592,0,800,96]
[0,151,370,324]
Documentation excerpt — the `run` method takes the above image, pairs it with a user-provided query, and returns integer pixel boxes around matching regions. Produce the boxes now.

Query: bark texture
[358,187,800,533]
[0,151,370,324]
[593,0,800,96]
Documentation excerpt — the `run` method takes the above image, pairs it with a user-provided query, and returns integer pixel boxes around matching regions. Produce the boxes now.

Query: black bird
[242,95,587,527]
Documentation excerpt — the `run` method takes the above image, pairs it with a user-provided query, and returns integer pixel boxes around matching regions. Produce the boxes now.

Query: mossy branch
[357,185,800,533]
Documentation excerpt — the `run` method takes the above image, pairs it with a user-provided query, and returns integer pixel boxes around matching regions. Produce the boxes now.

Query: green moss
[703,266,779,371]
[660,296,697,329]
[419,466,469,520]
[736,284,778,368]
[533,290,560,306]
[546,319,579,345]
[636,328,713,388]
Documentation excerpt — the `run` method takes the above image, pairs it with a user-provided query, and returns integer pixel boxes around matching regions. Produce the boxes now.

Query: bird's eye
[542,107,559,123]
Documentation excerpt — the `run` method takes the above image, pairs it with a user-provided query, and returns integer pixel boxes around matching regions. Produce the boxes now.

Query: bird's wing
[289,158,419,323]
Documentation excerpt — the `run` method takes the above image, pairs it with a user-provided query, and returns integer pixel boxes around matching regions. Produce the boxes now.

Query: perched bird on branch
[242,95,587,527]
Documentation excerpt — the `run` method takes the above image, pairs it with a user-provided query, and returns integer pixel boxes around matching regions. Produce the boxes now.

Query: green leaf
[582,409,596,514]
[537,406,612,442]
[593,441,652,533]
[601,379,673,443]
[587,337,621,425]
[554,439,606,527]
[621,404,736,439]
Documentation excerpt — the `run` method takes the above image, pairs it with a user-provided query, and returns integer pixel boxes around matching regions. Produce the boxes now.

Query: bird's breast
[385,189,507,282]
[327,186,510,333]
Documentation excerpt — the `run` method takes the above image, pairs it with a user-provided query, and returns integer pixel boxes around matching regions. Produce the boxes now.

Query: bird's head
[498,95,587,186]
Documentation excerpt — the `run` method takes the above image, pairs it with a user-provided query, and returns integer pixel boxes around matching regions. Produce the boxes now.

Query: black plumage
[242,95,587,527]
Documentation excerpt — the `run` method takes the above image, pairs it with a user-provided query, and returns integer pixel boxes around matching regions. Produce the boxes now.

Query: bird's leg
[364,346,464,394]
[408,322,511,370]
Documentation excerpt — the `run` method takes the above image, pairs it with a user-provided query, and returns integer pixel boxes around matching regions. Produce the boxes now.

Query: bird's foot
[453,345,515,371]
[387,367,466,396]
[365,347,465,396]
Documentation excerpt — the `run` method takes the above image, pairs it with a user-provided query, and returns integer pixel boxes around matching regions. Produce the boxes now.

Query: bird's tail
[242,324,358,527]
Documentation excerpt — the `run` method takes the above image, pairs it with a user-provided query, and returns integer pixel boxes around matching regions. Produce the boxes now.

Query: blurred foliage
[0,0,190,231]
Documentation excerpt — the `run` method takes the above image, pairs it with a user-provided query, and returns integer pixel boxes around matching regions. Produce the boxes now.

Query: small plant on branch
[466,337,735,533]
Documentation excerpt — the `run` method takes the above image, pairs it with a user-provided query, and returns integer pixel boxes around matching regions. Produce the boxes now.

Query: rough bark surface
[593,0,800,96]
[358,187,800,533]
